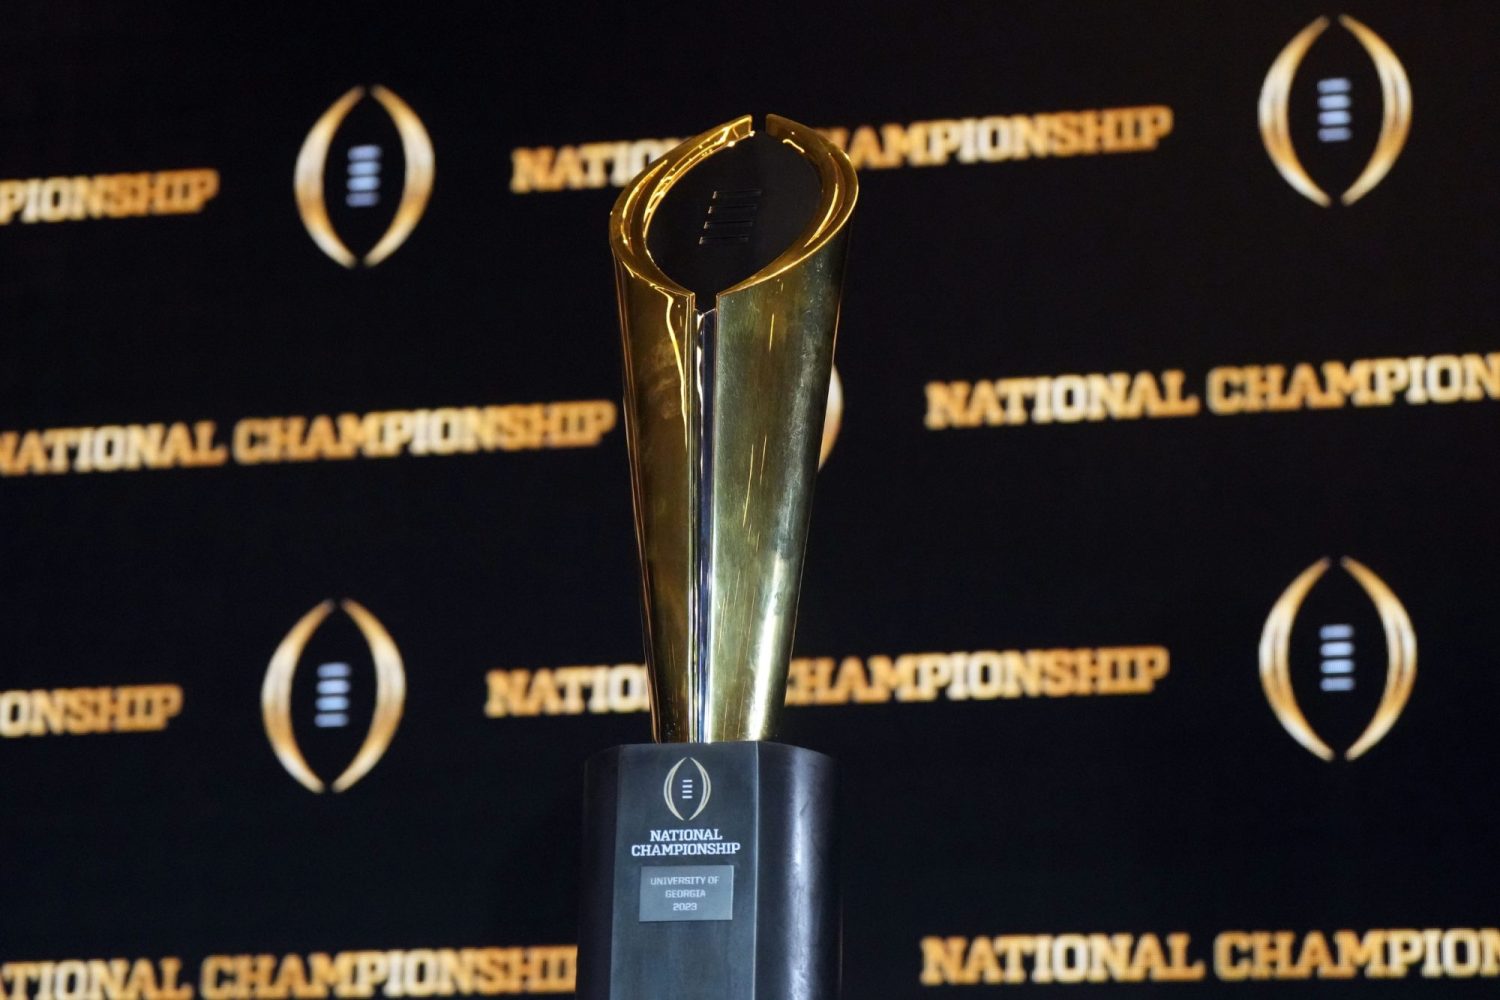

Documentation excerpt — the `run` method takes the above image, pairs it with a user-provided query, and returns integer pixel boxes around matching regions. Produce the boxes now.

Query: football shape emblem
[261,599,406,792]
[1259,557,1416,761]
[294,85,435,267]
[1259,15,1411,206]
[663,757,712,822]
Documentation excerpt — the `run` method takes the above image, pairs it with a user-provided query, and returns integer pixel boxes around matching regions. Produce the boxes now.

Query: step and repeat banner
[3,1,1498,994]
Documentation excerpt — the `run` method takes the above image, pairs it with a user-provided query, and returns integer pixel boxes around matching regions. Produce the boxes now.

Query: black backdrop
[4,1,1500,995]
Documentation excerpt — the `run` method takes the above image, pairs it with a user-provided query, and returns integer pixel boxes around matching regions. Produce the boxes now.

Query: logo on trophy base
[664,757,712,821]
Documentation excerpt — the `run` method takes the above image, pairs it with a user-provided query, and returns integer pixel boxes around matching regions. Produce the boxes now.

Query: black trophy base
[576,741,838,1000]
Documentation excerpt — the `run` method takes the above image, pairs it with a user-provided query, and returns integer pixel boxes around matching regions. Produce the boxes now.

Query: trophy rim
[608,113,858,311]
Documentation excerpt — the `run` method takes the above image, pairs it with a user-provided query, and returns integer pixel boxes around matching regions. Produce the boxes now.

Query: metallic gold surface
[1258,557,1417,761]
[1340,557,1417,760]
[1259,18,1333,208]
[1338,15,1413,207]
[365,86,436,267]
[295,88,365,267]
[610,115,857,742]
[1259,559,1336,760]
[334,598,408,790]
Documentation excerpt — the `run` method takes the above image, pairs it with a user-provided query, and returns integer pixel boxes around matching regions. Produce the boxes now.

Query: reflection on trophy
[577,115,857,1000]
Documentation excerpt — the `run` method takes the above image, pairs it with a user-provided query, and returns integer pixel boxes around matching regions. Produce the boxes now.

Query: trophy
[577,114,857,1000]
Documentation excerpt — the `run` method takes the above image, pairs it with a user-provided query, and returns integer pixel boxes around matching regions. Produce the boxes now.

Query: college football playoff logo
[1259,15,1412,206]
[1259,557,1416,761]
[262,599,406,792]
[294,85,435,267]
[664,757,712,821]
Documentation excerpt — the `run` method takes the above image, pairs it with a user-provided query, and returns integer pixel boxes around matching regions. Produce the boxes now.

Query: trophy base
[576,741,838,1000]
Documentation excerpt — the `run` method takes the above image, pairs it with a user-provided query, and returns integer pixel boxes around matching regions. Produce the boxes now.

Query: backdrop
[4,1,1498,995]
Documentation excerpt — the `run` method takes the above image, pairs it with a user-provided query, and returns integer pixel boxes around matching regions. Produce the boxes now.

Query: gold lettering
[919,938,971,986]
[1333,929,1388,978]
[924,381,974,429]
[844,126,886,170]
[1322,360,1371,406]
[509,147,559,194]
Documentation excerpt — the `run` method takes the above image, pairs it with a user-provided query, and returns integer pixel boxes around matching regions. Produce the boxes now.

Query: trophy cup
[577,114,857,1000]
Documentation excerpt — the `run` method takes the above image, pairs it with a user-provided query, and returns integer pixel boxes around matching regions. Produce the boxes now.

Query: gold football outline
[1258,15,1412,207]
[261,599,407,792]
[663,756,712,822]
[293,86,435,267]
[1258,557,1416,761]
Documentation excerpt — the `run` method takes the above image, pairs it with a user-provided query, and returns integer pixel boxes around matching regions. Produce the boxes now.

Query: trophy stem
[690,306,718,743]
[611,114,857,744]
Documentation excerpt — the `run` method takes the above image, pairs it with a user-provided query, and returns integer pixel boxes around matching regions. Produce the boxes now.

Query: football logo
[1259,557,1416,761]
[262,599,406,792]
[294,85,435,267]
[663,757,712,822]
[1259,15,1411,206]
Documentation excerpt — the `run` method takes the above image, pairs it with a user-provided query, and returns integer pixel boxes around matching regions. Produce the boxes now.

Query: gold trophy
[577,115,856,1000]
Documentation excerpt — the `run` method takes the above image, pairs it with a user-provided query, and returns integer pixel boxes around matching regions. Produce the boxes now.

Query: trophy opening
[644,122,822,304]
